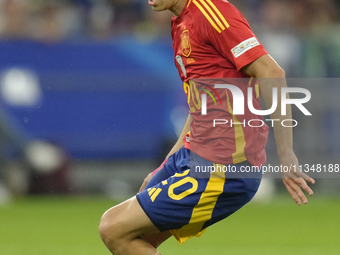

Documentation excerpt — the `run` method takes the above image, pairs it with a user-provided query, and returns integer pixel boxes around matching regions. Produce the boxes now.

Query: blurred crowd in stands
[0,0,339,76]
[0,0,172,41]
[0,0,339,41]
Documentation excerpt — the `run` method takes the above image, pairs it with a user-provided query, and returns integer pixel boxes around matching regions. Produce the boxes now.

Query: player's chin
[151,6,165,12]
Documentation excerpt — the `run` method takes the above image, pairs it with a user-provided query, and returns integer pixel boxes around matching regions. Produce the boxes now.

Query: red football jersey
[171,0,269,166]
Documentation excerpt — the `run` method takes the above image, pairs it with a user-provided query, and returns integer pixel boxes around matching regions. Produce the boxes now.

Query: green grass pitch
[0,195,339,255]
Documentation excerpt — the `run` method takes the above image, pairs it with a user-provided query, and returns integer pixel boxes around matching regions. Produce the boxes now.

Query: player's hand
[139,173,153,193]
[280,151,315,205]
[138,158,168,193]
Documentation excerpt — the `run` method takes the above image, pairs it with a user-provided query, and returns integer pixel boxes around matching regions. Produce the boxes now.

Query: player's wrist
[277,148,295,158]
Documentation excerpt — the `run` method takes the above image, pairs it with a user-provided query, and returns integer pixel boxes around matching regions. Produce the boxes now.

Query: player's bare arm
[165,113,191,159]
[242,54,315,205]
[139,113,191,192]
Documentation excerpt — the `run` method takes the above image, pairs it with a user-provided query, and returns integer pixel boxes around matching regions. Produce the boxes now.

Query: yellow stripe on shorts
[170,164,225,244]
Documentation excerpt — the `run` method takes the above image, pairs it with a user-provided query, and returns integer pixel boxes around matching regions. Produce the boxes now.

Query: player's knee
[99,208,124,246]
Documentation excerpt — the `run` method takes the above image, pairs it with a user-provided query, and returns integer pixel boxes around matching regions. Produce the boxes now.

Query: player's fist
[139,173,153,193]
[138,158,168,193]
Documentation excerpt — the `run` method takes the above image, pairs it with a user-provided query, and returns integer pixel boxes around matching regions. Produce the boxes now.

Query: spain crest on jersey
[181,30,191,57]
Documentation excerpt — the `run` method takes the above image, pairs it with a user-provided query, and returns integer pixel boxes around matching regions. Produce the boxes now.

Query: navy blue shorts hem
[136,194,164,232]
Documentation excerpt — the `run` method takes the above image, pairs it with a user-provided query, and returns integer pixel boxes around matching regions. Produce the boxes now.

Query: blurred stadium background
[0,0,339,254]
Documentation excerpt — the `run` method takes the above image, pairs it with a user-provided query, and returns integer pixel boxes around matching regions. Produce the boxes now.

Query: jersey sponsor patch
[231,37,260,58]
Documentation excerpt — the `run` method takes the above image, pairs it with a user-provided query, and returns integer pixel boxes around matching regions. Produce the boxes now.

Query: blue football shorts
[136,146,262,244]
